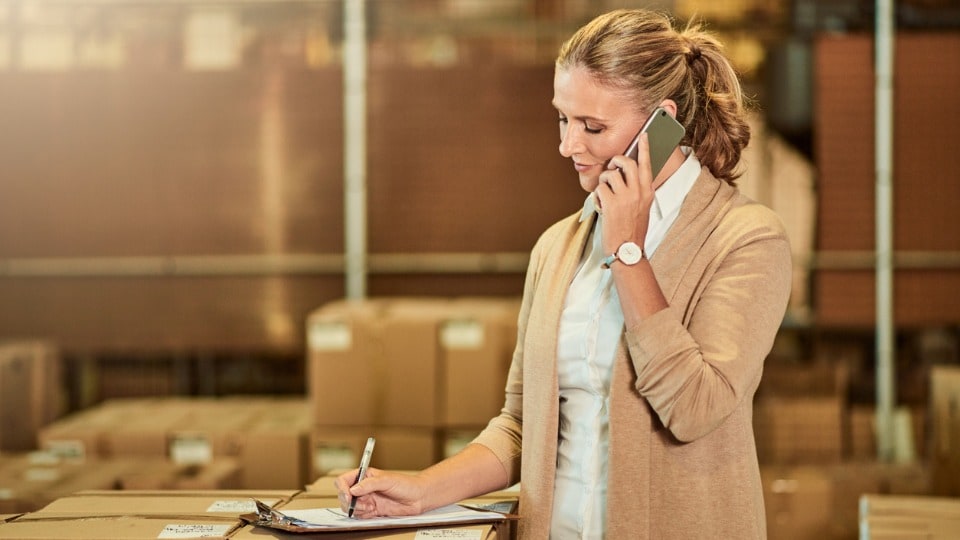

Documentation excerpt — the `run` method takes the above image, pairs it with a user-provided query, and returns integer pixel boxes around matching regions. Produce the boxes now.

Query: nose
[558,123,580,158]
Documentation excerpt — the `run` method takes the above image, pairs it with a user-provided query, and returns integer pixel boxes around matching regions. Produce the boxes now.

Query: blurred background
[0,0,959,537]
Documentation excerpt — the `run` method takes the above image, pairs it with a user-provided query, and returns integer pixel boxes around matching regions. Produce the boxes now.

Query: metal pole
[875,0,895,462]
[343,0,368,299]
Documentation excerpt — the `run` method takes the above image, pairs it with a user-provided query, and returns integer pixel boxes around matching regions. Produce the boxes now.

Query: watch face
[618,242,643,265]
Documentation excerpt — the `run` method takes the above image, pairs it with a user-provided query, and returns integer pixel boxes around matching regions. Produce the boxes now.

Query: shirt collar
[578,147,701,223]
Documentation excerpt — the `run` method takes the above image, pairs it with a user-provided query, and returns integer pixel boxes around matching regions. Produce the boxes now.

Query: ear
[658,99,679,118]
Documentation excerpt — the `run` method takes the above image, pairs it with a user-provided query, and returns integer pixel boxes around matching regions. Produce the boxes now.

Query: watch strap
[601,253,618,269]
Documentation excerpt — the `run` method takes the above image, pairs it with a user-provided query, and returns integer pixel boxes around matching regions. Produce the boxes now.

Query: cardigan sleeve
[471,221,555,483]
[624,202,792,442]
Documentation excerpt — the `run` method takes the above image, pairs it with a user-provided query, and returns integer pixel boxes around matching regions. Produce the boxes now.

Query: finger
[635,133,654,189]
[598,168,625,192]
[349,468,386,496]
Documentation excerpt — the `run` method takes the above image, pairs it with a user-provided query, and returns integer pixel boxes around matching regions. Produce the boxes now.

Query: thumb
[350,468,385,496]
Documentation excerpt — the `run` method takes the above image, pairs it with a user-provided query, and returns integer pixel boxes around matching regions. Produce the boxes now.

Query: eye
[584,124,603,134]
[558,116,568,125]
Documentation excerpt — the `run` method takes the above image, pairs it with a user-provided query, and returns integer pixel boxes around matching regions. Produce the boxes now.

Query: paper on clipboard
[240,499,515,533]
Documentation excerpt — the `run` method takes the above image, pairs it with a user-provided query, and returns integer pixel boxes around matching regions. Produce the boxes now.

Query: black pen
[348,437,376,518]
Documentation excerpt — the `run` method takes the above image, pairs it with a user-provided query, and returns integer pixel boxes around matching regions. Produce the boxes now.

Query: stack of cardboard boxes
[858,494,960,539]
[754,360,960,539]
[33,397,312,493]
[0,341,64,453]
[308,297,520,476]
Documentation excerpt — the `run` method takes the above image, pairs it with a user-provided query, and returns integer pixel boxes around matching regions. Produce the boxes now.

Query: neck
[652,147,687,190]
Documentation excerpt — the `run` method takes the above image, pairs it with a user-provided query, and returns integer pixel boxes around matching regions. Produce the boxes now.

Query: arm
[627,214,792,441]
[339,226,552,517]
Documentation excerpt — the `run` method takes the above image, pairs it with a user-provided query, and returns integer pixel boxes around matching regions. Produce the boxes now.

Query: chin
[579,174,599,193]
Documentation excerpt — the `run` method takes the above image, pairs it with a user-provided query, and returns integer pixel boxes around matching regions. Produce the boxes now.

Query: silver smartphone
[620,107,686,178]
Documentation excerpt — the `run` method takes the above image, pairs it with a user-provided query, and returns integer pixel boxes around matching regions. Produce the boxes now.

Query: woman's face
[553,66,648,193]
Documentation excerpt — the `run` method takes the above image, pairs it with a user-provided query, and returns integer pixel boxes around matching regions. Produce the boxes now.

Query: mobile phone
[620,107,686,179]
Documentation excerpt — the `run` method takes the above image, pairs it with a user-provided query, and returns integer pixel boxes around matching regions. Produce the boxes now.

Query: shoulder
[724,191,789,248]
[700,172,788,245]
[531,211,583,254]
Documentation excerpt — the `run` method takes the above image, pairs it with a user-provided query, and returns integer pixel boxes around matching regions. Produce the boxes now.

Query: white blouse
[550,150,701,539]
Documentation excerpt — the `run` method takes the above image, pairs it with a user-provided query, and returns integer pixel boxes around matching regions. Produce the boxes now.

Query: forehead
[552,66,636,119]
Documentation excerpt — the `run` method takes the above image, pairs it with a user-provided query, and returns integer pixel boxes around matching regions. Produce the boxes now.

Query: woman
[336,9,791,539]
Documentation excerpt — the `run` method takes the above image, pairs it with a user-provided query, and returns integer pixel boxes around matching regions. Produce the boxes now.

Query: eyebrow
[552,103,607,123]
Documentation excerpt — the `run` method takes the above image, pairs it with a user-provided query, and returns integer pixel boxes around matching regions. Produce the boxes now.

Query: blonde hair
[556,9,751,184]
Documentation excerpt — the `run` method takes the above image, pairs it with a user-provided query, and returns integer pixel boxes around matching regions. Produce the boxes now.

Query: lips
[573,161,595,173]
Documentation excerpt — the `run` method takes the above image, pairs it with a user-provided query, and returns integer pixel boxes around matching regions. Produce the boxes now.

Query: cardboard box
[374,301,445,428]
[0,516,241,539]
[762,465,834,540]
[0,452,104,513]
[0,349,36,451]
[758,360,850,398]
[442,298,516,427]
[754,396,845,464]
[847,405,927,462]
[309,297,519,430]
[24,489,294,519]
[859,494,960,540]
[0,341,64,452]
[829,462,931,539]
[311,426,438,478]
[38,398,162,461]
[238,399,311,490]
[308,299,388,427]
[930,366,960,496]
[310,427,370,477]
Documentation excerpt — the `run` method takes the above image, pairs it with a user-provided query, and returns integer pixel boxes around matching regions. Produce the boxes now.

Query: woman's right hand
[334,467,428,519]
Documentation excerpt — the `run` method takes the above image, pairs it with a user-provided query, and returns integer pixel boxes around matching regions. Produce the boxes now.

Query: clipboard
[240,498,518,534]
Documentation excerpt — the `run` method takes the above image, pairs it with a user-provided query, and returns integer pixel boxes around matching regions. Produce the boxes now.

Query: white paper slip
[415,529,484,539]
[205,500,258,513]
[157,524,232,539]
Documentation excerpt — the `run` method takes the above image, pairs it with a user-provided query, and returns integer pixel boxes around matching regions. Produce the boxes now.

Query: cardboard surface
[309,297,519,431]
[25,492,284,519]
[754,396,844,464]
[762,465,834,540]
[0,516,241,539]
[860,494,960,540]
[930,366,960,496]
[0,348,36,451]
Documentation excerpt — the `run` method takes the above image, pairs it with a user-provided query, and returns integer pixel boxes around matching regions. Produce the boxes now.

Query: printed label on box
[415,529,484,539]
[24,467,60,482]
[170,435,213,465]
[314,445,356,473]
[441,320,484,350]
[44,439,85,462]
[206,500,257,513]
[308,322,352,351]
[157,524,232,538]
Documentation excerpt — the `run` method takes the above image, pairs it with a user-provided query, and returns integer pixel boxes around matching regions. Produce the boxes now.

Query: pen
[348,436,376,518]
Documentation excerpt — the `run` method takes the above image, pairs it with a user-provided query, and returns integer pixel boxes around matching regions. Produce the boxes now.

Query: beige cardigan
[474,169,792,539]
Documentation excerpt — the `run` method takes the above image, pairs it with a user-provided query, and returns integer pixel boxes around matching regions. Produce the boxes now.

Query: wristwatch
[601,241,645,269]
